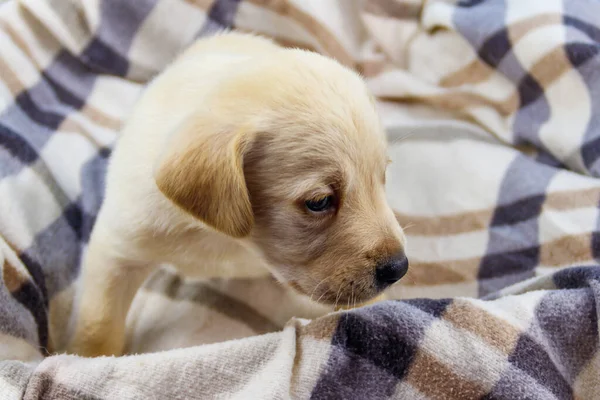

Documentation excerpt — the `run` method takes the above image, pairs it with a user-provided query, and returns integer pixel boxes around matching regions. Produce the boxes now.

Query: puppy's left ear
[154,112,255,238]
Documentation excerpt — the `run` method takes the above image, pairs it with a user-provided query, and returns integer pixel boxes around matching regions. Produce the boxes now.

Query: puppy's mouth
[273,254,409,307]
[287,279,379,307]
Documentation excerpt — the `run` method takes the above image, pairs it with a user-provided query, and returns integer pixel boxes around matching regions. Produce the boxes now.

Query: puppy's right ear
[154,113,255,238]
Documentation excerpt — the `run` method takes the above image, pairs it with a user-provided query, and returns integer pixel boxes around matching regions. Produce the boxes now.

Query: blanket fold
[1,0,599,399]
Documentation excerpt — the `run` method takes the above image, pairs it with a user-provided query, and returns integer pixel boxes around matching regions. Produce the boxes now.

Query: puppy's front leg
[67,240,154,357]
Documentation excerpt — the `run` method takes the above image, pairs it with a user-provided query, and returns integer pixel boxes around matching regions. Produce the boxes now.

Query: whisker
[390,130,416,146]
[333,284,343,311]
[316,290,328,304]
[402,222,416,231]
[309,275,332,303]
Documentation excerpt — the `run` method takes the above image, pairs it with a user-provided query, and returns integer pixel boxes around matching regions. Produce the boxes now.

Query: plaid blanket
[1,0,600,398]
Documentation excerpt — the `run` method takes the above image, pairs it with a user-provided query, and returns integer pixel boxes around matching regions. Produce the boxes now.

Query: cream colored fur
[66,32,405,357]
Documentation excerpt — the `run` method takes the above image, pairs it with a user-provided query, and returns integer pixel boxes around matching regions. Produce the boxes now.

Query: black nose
[375,252,409,289]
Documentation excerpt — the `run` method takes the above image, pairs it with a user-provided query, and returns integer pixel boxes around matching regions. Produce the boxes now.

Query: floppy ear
[154,113,254,238]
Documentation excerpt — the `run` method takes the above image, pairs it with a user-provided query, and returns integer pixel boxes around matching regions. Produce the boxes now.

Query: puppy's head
[155,49,407,305]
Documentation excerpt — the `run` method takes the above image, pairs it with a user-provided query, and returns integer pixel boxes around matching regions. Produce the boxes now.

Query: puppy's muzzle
[375,251,409,289]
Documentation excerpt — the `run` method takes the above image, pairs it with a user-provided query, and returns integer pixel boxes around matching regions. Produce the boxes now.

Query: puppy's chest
[164,231,270,279]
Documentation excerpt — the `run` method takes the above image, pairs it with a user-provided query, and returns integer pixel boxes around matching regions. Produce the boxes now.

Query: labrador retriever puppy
[67,32,408,357]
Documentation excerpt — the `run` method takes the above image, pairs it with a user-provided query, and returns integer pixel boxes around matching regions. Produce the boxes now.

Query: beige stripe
[440,13,561,88]
[573,350,600,400]
[443,299,521,355]
[0,57,26,96]
[1,22,121,134]
[528,46,574,89]
[402,257,480,287]
[362,0,422,20]
[145,270,280,334]
[545,187,600,210]
[265,35,316,52]
[539,232,593,267]
[0,20,39,69]
[58,103,123,147]
[58,116,104,148]
[300,313,340,340]
[401,232,595,287]
[183,0,215,10]
[380,89,520,117]
[0,332,43,362]
[509,13,562,43]
[356,59,388,78]
[247,0,354,67]
[406,349,489,400]
[395,209,491,236]
[0,34,120,138]
[233,27,318,52]
[80,103,122,132]
[440,59,495,88]
[395,187,600,237]
[291,335,336,399]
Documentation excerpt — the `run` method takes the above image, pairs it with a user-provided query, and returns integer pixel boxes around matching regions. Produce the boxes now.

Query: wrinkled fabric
[0,0,599,398]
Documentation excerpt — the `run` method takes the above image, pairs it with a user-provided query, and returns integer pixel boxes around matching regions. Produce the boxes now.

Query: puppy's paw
[66,338,124,358]
[66,325,125,358]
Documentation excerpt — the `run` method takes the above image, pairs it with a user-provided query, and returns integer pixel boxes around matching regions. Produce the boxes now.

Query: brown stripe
[539,232,593,267]
[0,20,39,70]
[380,89,520,117]
[58,117,104,149]
[545,187,600,210]
[0,58,26,96]
[233,27,318,52]
[266,35,316,52]
[291,319,336,397]
[1,236,23,254]
[406,349,489,400]
[300,313,340,340]
[2,259,27,293]
[400,232,596,287]
[440,13,561,88]
[514,142,539,157]
[440,59,495,88]
[528,46,574,89]
[572,351,600,400]
[402,257,480,287]
[144,270,280,334]
[183,0,215,10]
[509,13,562,43]
[58,104,123,147]
[80,103,123,132]
[443,299,520,354]
[246,0,354,67]
[356,59,388,78]
[395,209,491,236]
[395,187,600,237]
[362,0,422,20]
[1,21,121,135]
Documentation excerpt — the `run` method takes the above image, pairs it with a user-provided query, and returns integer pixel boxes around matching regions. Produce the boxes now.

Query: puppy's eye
[305,196,334,213]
